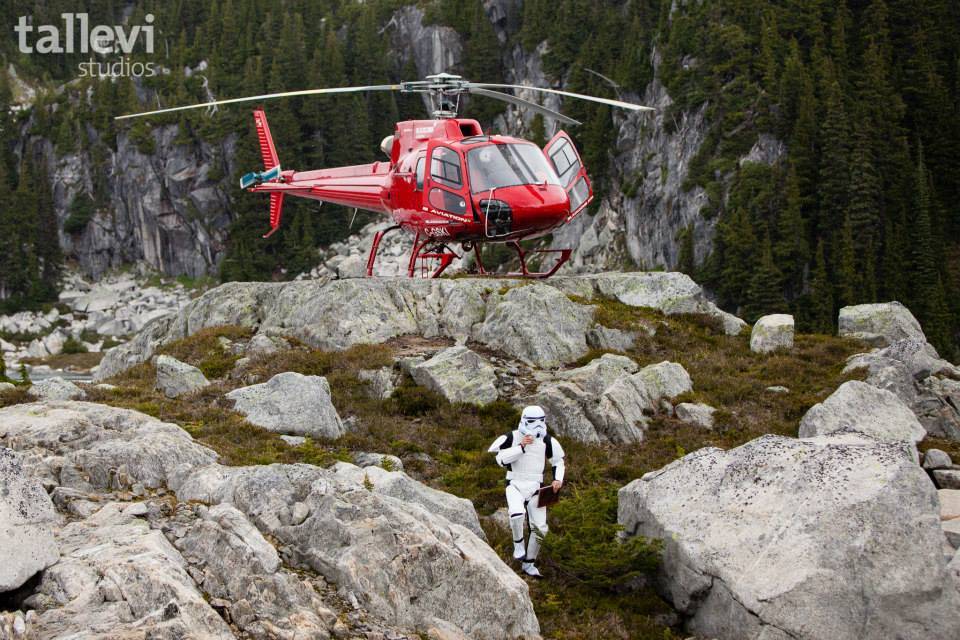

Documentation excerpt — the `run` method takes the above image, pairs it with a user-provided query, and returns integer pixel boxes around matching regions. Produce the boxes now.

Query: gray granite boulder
[174,502,336,638]
[156,354,210,398]
[749,314,794,353]
[839,301,925,347]
[798,380,926,449]
[527,358,690,444]
[410,346,498,405]
[675,402,716,429]
[226,372,345,439]
[595,361,693,442]
[0,448,59,592]
[619,434,960,640]
[26,377,86,401]
[924,449,953,470]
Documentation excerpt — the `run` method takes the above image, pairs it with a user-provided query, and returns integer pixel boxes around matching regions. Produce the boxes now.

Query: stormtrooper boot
[521,531,543,577]
[510,516,526,561]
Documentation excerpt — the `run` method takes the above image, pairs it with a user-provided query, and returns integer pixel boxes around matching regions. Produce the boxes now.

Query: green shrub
[64,194,96,235]
[540,485,661,591]
[62,337,88,354]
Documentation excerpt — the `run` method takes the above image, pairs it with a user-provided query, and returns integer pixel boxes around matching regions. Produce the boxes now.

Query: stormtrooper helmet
[519,405,547,439]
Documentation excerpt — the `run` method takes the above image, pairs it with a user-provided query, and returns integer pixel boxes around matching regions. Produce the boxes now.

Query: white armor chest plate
[510,432,546,477]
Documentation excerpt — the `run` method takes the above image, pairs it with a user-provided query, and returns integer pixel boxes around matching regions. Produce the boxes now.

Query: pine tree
[807,240,835,333]
[774,164,808,299]
[907,144,951,351]
[817,76,851,236]
[745,234,786,321]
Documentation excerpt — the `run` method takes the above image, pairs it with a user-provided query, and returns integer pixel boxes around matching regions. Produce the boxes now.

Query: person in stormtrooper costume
[487,405,565,577]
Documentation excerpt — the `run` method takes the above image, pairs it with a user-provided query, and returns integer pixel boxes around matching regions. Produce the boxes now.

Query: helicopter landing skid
[407,231,458,278]
[503,241,571,279]
[366,224,401,276]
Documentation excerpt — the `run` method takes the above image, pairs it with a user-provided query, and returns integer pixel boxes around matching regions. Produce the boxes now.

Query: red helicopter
[118,73,652,278]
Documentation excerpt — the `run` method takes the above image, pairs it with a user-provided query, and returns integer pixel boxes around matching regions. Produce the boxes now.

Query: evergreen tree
[807,240,834,333]
[745,234,785,321]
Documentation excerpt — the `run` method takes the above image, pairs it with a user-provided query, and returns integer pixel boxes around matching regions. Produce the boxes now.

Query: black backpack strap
[544,434,553,460]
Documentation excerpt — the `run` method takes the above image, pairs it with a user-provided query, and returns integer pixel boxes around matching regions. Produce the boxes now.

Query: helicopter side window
[415,156,426,190]
[548,139,581,188]
[430,146,463,188]
[428,188,467,216]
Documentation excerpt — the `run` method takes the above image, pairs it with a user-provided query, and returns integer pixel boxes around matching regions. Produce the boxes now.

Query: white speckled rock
[749,314,794,354]
[410,346,498,405]
[226,372,345,439]
[798,380,926,449]
[839,301,925,347]
[0,448,59,592]
[155,354,210,398]
[26,377,86,401]
[619,435,960,640]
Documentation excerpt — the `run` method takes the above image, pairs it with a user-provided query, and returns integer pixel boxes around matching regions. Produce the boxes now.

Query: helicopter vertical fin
[253,109,280,171]
[262,192,285,238]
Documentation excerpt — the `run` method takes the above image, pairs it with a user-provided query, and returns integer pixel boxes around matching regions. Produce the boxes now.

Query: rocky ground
[0,270,198,384]
[3,271,960,639]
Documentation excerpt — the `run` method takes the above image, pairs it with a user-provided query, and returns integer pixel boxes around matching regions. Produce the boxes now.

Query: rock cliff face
[37,127,236,279]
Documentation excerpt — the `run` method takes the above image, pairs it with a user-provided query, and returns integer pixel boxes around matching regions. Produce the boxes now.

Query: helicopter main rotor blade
[115,84,402,120]
[466,83,654,112]
[466,87,581,126]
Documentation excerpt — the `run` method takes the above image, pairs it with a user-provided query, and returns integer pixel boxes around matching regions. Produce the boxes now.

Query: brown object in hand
[536,484,561,507]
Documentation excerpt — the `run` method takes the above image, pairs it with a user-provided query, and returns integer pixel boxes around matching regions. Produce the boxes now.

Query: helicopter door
[425,143,471,220]
[544,131,593,221]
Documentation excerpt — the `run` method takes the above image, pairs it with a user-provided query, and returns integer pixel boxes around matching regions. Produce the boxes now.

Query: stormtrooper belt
[506,471,543,482]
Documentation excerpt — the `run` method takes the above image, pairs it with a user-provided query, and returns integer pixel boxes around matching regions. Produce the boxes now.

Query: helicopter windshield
[466,143,561,194]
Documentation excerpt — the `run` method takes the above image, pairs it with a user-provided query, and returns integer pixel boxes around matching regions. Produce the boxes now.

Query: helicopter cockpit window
[415,156,425,190]
[547,139,581,188]
[467,143,561,194]
[430,146,463,188]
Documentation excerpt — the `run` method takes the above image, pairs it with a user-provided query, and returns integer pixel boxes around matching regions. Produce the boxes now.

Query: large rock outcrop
[845,339,960,440]
[0,401,219,491]
[528,357,693,443]
[96,272,746,381]
[1,401,540,639]
[175,462,539,639]
[28,502,235,639]
[618,434,960,640]
[0,448,59,592]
